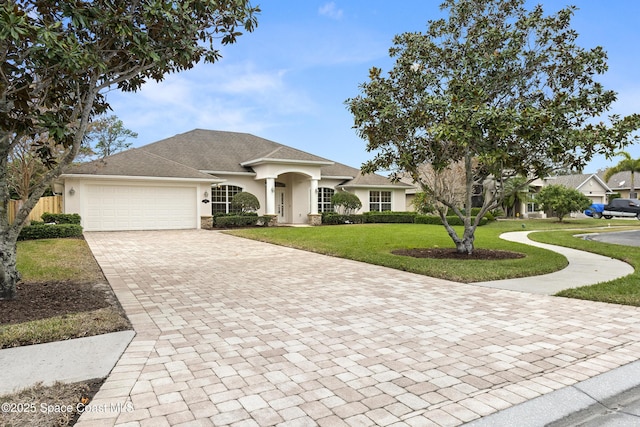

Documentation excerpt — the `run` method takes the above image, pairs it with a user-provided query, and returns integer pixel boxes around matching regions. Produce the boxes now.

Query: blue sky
[106,1,640,175]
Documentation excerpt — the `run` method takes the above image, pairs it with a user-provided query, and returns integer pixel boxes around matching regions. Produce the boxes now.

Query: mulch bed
[392,248,526,260]
[0,281,110,325]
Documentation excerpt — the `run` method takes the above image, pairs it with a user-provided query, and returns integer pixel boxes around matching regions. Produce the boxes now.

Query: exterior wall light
[69,187,76,196]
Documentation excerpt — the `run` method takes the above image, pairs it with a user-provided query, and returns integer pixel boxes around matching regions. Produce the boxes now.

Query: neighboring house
[60,129,413,231]
[523,173,611,219]
[598,171,640,199]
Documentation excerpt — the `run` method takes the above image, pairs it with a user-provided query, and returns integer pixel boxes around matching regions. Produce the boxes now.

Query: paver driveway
[78,230,640,426]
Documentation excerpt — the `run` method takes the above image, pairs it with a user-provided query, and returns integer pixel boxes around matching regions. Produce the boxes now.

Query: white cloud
[318,2,343,20]
[105,61,316,145]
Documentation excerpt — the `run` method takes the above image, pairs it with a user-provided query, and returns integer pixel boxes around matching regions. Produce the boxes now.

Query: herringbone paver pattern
[77,230,640,426]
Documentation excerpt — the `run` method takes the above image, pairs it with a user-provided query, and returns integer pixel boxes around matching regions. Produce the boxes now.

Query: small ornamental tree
[331,192,362,215]
[536,184,592,222]
[411,192,435,214]
[231,192,260,214]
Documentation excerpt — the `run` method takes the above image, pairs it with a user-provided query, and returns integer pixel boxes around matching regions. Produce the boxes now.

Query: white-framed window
[369,190,392,211]
[211,185,242,214]
[318,187,335,213]
[527,194,539,213]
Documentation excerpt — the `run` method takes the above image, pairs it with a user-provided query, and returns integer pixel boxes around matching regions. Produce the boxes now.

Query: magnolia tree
[347,0,640,254]
[0,0,259,299]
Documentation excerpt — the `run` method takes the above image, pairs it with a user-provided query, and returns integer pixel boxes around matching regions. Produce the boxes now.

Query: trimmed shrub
[363,211,417,223]
[214,215,272,228]
[415,215,489,226]
[18,224,83,240]
[230,192,260,213]
[331,192,362,214]
[321,212,365,225]
[41,212,81,224]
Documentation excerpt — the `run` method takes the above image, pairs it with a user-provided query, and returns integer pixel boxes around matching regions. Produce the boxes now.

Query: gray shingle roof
[544,173,611,192]
[65,149,218,181]
[65,129,405,187]
[601,171,640,190]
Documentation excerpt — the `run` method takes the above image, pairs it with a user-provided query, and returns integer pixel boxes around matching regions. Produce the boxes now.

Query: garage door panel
[84,184,197,231]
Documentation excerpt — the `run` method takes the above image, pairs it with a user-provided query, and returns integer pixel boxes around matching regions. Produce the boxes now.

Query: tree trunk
[0,236,20,300]
[457,226,476,255]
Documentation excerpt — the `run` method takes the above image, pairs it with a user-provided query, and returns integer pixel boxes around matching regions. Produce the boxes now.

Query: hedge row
[322,211,490,226]
[321,213,366,225]
[41,212,81,224]
[362,212,417,223]
[18,223,83,240]
[414,215,489,226]
[214,215,272,228]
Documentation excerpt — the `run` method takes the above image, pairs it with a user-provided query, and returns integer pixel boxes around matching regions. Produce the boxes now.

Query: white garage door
[84,184,197,231]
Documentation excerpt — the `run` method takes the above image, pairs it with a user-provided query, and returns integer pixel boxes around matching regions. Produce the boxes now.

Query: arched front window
[318,187,335,213]
[211,185,243,214]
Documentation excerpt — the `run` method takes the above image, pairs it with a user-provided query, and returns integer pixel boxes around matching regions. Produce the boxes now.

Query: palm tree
[500,175,534,217]
[603,152,640,198]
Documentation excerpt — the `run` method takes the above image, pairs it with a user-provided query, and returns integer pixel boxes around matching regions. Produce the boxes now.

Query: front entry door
[276,188,287,223]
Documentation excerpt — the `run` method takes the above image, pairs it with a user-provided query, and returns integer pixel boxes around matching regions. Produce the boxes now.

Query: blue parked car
[584,203,605,218]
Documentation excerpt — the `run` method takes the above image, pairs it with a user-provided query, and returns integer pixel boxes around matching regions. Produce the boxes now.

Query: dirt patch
[0,281,110,325]
[392,247,526,260]
[0,379,105,426]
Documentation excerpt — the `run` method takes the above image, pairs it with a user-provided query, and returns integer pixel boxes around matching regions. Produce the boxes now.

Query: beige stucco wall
[348,188,407,213]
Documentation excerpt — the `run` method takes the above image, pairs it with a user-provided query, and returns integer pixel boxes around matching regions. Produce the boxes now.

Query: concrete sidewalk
[1,229,638,427]
[471,231,634,294]
[0,330,135,395]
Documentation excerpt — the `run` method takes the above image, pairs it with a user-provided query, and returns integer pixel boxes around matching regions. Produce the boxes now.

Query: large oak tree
[347,0,639,254]
[0,0,260,299]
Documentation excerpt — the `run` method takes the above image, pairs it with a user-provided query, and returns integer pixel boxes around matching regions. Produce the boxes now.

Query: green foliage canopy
[536,184,592,222]
[347,0,640,253]
[0,0,259,299]
[85,115,137,158]
[231,192,260,213]
[331,191,362,215]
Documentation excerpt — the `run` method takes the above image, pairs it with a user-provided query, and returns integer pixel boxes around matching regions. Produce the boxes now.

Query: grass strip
[0,308,131,349]
[530,229,640,306]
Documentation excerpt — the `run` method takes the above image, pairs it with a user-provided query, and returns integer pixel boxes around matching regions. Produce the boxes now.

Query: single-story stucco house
[513,173,612,218]
[60,129,413,231]
[598,171,640,199]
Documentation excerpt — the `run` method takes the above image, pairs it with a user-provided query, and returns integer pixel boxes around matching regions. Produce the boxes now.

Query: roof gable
[545,173,611,192]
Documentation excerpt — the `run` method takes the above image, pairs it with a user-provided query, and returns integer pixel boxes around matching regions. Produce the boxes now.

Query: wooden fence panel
[8,195,63,224]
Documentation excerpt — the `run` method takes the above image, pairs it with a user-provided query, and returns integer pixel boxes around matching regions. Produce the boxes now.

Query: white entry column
[266,178,276,215]
[310,179,319,215]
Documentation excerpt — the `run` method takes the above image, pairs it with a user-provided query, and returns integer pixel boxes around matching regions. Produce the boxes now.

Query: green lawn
[17,238,105,283]
[0,238,130,349]
[229,219,632,283]
[531,229,640,306]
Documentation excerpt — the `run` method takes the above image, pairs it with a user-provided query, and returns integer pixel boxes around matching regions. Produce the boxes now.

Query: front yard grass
[1,238,131,348]
[229,221,584,283]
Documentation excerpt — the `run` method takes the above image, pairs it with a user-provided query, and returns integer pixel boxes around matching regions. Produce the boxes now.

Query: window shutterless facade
[211,185,243,214]
[318,187,335,213]
[369,190,392,211]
